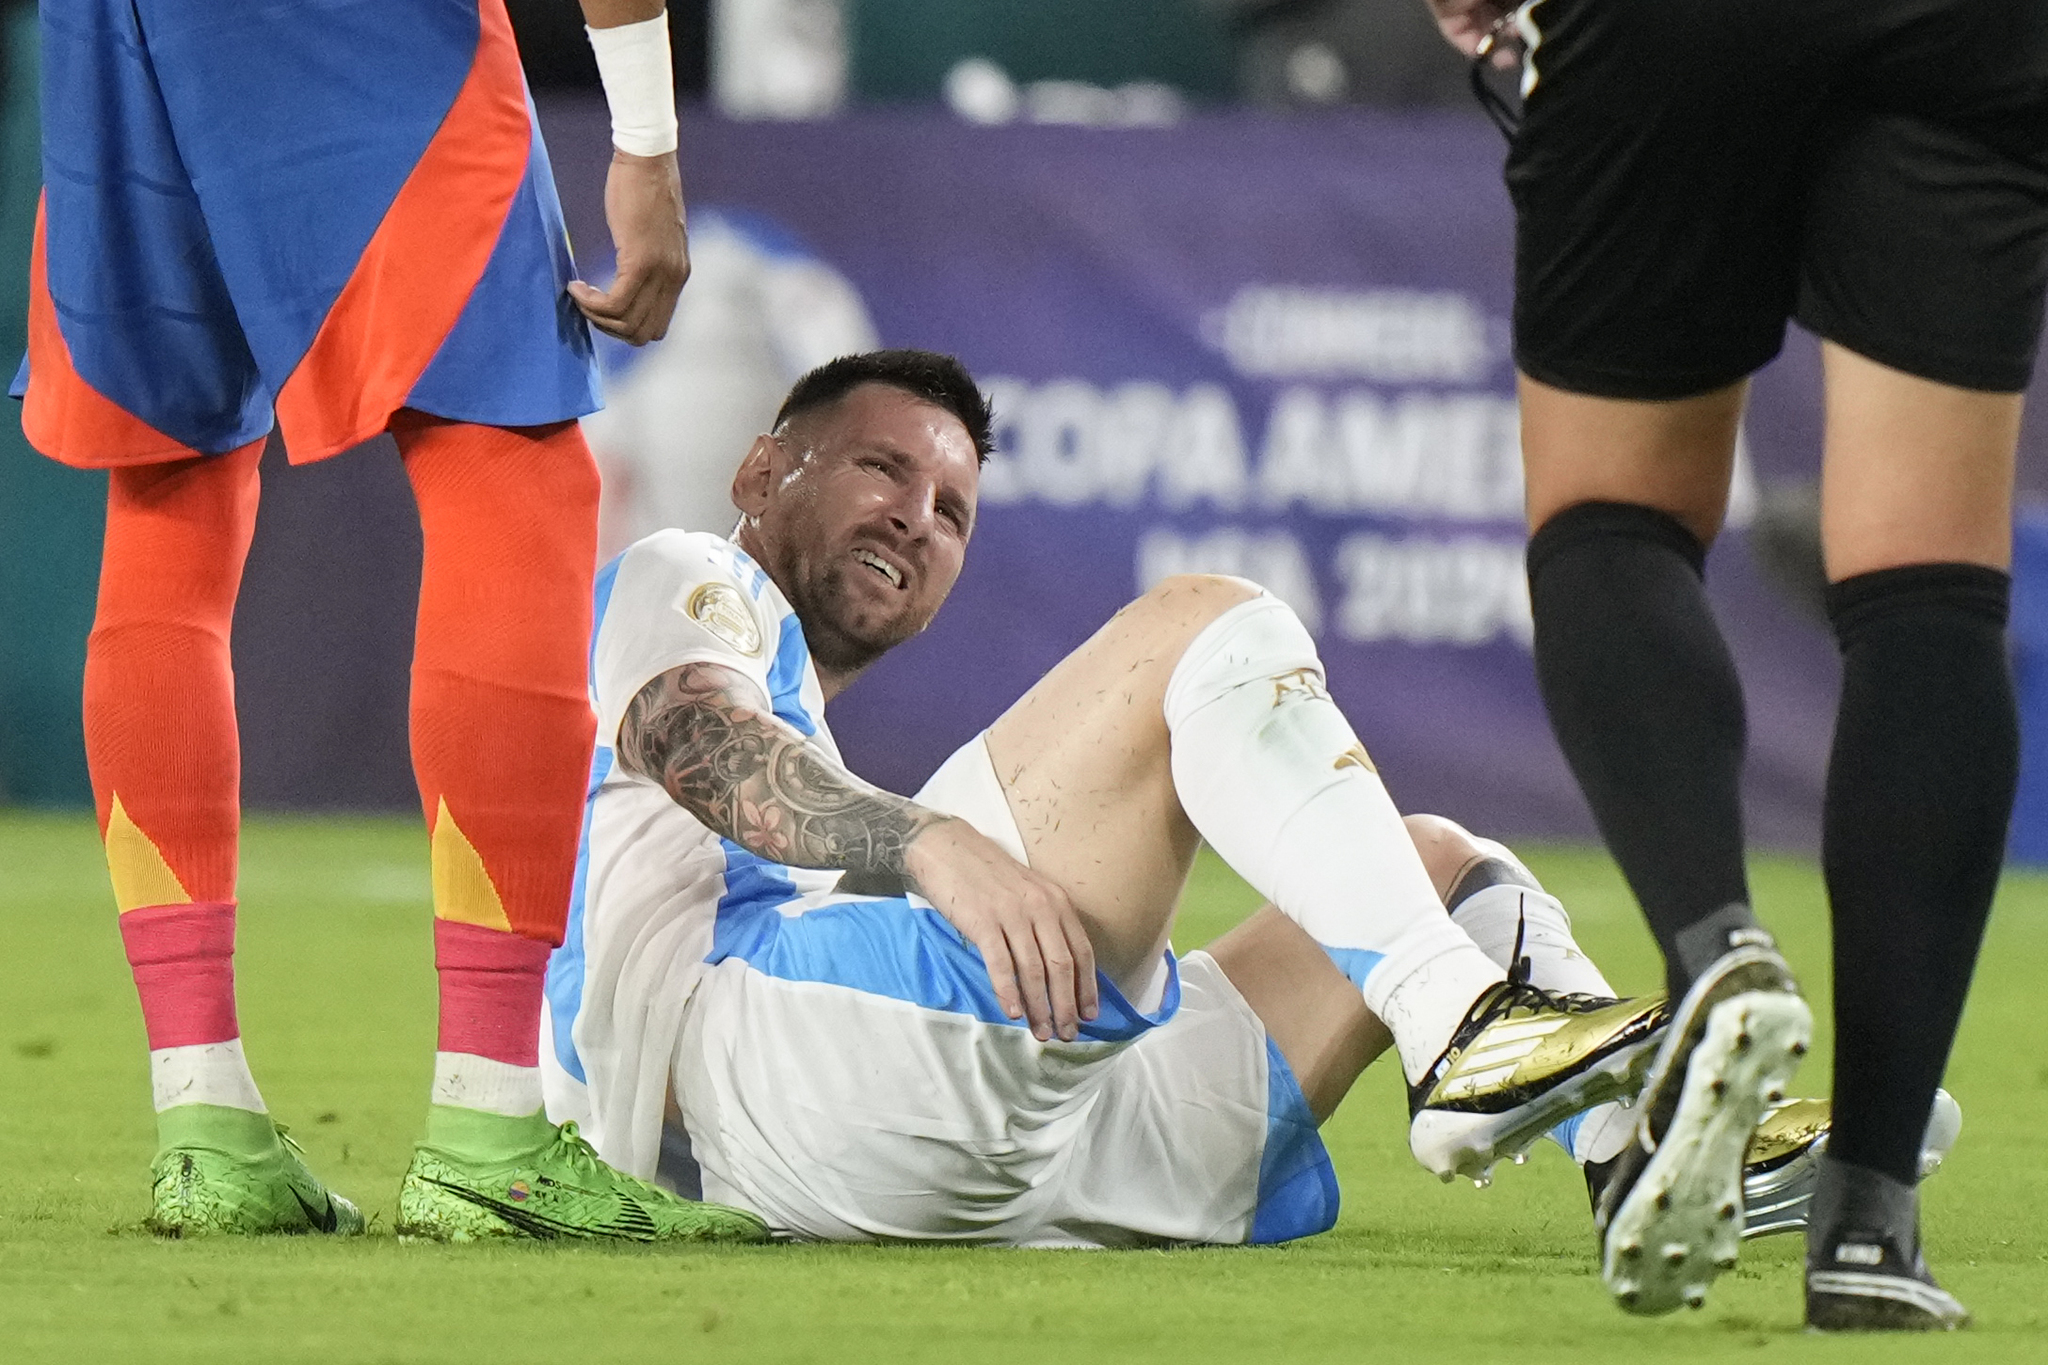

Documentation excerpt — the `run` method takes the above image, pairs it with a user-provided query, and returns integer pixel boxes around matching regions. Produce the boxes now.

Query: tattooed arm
[618,660,935,889]
[615,659,1100,1039]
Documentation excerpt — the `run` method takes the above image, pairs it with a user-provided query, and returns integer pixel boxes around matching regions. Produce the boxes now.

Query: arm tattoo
[618,662,940,884]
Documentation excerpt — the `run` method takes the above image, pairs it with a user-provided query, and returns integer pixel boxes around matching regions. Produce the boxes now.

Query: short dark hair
[773,350,995,464]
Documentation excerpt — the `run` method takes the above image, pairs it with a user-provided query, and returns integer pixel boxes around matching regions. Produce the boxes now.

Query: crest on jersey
[684,582,763,656]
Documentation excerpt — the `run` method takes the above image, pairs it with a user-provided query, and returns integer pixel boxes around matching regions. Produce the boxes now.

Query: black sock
[1823,563,2015,1185]
[1526,502,1756,997]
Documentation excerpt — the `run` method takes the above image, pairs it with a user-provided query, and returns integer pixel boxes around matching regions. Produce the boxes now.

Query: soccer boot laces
[396,1119,771,1244]
[1739,1089,1960,1240]
[148,1116,365,1237]
[1407,964,1668,1187]
[1596,936,1812,1316]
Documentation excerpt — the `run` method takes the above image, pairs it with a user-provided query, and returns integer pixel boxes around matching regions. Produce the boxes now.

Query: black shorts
[1508,0,2048,398]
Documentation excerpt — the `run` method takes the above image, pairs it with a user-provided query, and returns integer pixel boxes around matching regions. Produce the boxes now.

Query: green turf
[2,811,2044,1362]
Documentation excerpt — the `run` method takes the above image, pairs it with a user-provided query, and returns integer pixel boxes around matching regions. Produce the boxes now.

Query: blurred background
[3,0,2047,858]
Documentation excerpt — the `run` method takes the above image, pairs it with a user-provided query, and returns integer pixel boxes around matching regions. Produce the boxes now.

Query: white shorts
[668,736,1338,1247]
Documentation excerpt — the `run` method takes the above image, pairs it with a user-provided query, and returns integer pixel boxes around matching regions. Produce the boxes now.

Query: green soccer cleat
[148,1105,365,1238]
[1408,979,1669,1186]
[395,1118,770,1244]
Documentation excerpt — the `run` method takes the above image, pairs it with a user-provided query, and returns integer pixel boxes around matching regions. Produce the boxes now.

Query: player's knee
[1133,573,1265,633]
[1404,813,1483,905]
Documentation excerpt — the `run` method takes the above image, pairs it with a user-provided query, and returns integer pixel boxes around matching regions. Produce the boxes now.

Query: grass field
[2,811,2044,1363]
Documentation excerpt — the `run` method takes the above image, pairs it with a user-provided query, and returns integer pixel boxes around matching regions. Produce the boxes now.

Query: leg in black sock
[1823,563,2016,1185]
[1526,501,1757,996]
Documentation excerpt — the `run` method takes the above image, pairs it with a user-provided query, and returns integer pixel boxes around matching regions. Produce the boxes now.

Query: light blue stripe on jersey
[546,746,614,1082]
[1322,946,1385,991]
[544,551,627,1082]
[587,551,625,678]
[764,614,816,736]
[707,842,1181,1043]
[1248,1037,1340,1244]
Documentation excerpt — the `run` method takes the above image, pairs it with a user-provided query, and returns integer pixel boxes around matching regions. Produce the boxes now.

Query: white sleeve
[590,531,781,750]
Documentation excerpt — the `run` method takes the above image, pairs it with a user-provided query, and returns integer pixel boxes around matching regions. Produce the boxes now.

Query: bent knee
[1124,573,1266,636]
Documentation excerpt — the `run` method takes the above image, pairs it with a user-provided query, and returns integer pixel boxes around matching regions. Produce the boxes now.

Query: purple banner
[546,102,1867,848]
[234,102,2048,857]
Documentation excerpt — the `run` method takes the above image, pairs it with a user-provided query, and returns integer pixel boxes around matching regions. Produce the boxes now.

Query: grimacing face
[732,382,980,681]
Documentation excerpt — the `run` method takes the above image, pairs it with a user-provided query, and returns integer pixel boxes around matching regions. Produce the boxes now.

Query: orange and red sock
[391,413,599,1120]
[86,440,268,1116]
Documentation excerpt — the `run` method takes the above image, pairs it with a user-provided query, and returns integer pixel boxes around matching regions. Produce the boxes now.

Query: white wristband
[587,14,678,157]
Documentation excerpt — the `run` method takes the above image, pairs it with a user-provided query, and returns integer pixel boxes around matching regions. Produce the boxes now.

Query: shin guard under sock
[1526,502,1756,996]
[1163,594,1503,1081]
[1823,564,2015,1184]
[88,444,266,1120]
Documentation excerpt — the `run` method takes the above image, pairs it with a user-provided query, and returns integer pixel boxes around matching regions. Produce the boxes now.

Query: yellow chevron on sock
[429,799,513,932]
[104,795,192,913]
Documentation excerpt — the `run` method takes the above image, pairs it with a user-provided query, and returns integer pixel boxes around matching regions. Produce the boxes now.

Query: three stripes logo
[1433,1014,1574,1102]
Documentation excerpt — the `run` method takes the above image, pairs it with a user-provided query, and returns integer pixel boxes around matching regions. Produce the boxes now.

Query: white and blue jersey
[542,530,1340,1246]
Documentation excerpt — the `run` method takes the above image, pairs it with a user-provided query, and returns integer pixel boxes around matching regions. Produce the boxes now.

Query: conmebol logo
[1203,286,1504,383]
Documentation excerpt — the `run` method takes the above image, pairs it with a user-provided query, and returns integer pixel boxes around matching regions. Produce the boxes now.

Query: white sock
[1162,593,1505,1082]
[152,1039,267,1114]
[430,1051,544,1117]
[1450,880,1615,999]
[1448,871,1634,1161]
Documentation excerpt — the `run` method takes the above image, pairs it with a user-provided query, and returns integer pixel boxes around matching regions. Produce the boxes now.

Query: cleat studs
[1718,1203,1738,1221]
[1736,1032,1752,1051]
[1438,1171,1455,1184]
[1655,1191,1672,1212]
[1619,1291,1639,1309]
[1685,1289,1706,1310]
[1512,1152,1527,1166]
[1766,1088,1785,1104]
[1791,1041,1808,1057]
[1621,1242,1642,1259]
[1711,1079,1727,1099]
[1714,1255,1738,1271]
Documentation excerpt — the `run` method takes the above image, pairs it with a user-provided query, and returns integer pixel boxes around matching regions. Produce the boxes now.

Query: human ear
[730,435,778,518]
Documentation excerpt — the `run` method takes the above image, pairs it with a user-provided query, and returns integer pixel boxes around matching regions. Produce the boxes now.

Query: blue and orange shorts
[19,0,600,468]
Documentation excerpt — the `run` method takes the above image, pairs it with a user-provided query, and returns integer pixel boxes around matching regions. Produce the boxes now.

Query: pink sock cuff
[434,919,551,1067]
[119,900,240,1049]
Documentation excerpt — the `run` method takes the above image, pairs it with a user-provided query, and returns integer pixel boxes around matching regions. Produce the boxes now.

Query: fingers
[1033,917,1078,1043]
[1002,917,1055,1042]
[974,923,1028,1029]
[570,265,686,346]
[1066,913,1100,1024]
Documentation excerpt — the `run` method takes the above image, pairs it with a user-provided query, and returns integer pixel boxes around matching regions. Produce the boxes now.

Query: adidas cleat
[1598,940,1811,1316]
[1409,980,1668,1185]
[148,1107,364,1238]
[1807,1225,1969,1331]
[1741,1090,1960,1240]
[396,1120,770,1244]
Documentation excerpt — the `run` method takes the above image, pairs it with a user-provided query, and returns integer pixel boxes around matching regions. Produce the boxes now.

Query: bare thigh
[983,574,1260,993]
[1819,342,2021,580]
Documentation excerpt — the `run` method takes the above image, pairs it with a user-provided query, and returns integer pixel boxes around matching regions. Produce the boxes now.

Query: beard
[786,559,926,676]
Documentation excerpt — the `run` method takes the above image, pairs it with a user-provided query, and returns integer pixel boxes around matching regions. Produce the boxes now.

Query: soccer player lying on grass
[519,350,1951,1248]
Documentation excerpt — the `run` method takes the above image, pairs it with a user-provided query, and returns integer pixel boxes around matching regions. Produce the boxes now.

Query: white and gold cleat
[1408,979,1668,1186]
